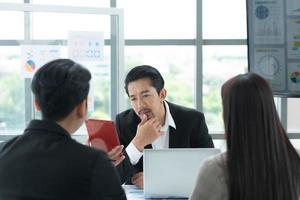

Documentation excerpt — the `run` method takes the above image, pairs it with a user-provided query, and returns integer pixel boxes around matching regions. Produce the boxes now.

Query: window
[285,98,300,149]
[0,0,21,3]
[203,0,247,39]
[0,11,23,39]
[288,99,300,133]
[124,46,196,109]
[0,3,122,139]
[31,0,109,7]
[0,1,298,146]
[203,45,248,131]
[32,13,110,39]
[118,0,195,39]
[0,47,25,134]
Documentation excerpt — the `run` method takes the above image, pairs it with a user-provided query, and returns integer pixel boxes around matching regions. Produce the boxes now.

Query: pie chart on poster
[258,55,280,76]
[24,60,36,72]
[255,5,269,19]
[290,71,300,83]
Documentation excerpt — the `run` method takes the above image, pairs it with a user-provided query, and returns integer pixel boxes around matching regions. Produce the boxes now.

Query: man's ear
[34,99,41,112]
[159,88,167,102]
[77,99,87,119]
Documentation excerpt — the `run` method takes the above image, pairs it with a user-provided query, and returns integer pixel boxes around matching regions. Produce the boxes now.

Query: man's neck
[56,115,78,135]
[56,120,73,135]
[158,102,166,126]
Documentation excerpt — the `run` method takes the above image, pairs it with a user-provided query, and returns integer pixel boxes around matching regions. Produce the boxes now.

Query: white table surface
[123,185,188,200]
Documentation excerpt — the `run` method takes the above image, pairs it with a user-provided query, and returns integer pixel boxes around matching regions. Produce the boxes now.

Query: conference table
[123,185,188,200]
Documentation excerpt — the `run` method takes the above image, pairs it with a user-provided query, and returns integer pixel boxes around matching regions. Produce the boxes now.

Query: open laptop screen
[143,148,221,198]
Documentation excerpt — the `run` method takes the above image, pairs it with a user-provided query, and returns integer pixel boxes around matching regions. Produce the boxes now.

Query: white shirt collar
[160,101,176,132]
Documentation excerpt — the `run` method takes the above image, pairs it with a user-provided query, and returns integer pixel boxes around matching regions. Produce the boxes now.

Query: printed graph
[255,5,269,19]
[258,55,280,76]
[24,60,36,72]
[290,71,300,83]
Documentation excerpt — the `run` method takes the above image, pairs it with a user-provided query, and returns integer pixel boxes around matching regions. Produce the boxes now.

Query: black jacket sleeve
[90,153,127,200]
[115,114,137,184]
[192,112,214,148]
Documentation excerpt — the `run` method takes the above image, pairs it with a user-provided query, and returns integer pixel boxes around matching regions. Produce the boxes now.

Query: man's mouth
[138,109,153,120]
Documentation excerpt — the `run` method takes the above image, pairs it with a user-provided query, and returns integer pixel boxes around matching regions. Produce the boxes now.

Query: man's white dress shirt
[126,101,176,165]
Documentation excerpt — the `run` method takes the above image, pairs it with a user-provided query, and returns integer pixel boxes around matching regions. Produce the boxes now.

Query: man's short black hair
[31,59,91,121]
[124,65,164,95]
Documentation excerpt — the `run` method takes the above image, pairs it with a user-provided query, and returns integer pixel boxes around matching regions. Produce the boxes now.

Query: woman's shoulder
[199,152,228,181]
[202,152,227,169]
[190,152,228,200]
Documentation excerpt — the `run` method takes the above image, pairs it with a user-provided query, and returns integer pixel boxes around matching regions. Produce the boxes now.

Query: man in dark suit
[0,59,126,200]
[116,65,214,188]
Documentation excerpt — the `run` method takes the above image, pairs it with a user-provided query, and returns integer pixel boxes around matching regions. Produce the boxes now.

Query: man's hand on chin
[133,115,162,151]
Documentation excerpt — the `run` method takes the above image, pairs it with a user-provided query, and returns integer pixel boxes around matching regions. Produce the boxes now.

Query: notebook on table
[143,148,221,198]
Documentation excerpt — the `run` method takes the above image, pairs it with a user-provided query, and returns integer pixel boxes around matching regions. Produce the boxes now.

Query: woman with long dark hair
[190,73,300,200]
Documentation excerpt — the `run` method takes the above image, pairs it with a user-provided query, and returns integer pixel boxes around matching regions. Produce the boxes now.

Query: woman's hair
[221,72,300,200]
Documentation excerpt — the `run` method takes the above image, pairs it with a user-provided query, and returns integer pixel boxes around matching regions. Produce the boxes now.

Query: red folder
[85,119,120,152]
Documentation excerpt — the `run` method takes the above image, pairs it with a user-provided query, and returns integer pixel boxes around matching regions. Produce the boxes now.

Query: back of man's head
[31,59,91,121]
[124,65,164,95]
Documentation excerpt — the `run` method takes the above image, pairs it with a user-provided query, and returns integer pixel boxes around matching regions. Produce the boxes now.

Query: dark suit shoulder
[68,139,109,161]
[168,102,204,118]
[167,101,213,148]
[0,136,20,152]
[116,109,136,120]
[116,108,140,129]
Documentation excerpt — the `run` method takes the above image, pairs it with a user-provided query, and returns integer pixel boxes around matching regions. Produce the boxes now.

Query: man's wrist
[132,137,145,152]
[126,142,143,165]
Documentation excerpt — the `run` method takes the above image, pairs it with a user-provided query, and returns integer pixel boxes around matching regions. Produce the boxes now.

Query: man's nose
[137,97,146,109]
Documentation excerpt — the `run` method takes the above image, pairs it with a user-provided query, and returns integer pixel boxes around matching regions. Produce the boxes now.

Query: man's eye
[142,94,150,98]
[130,98,136,101]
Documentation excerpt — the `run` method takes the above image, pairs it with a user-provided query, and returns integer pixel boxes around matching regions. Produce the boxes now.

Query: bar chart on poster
[247,0,300,96]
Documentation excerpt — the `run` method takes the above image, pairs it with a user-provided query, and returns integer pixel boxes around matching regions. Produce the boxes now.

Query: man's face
[127,78,166,120]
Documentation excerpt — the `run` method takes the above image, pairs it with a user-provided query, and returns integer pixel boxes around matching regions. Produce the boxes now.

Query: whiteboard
[247,0,300,97]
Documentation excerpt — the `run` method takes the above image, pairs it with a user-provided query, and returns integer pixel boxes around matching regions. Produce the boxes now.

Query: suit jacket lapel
[167,102,180,148]
[128,110,141,141]
[169,126,179,148]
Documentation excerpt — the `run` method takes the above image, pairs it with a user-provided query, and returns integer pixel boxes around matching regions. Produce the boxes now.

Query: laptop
[143,148,221,198]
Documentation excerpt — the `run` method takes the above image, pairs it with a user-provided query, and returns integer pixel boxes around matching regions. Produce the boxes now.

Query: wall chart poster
[253,48,285,91]
[287,18,300,59]
[253,0,284,44]
[288,62,300,91]
[21,45,60,78]
[68,31,104,62]
[248,0,300,96]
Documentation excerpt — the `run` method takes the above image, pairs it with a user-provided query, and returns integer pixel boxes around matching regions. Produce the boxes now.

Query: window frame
[0,1,125,140]
[0,0,299,144]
